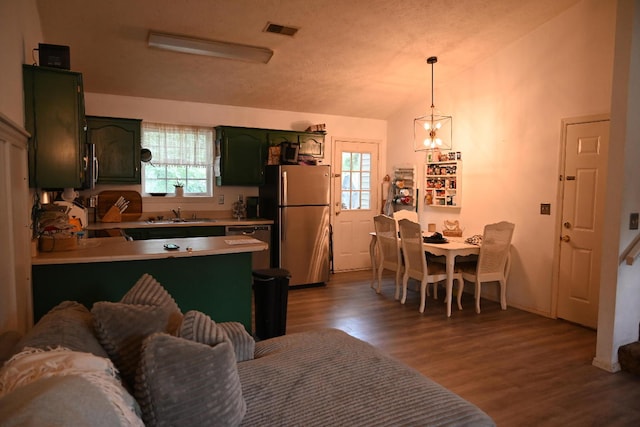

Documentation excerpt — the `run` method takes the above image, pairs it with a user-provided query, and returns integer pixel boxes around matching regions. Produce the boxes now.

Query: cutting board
[97,190,142,222]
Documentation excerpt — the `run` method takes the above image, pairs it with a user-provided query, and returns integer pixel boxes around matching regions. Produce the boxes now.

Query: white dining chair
[372,215,403,299]
[459,221,515,313]
[398,219,463,313]
[393,209,418,223]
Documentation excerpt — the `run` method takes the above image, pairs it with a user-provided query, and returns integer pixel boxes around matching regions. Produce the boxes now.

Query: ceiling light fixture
[414,56,452,151]
[148,31,273,64]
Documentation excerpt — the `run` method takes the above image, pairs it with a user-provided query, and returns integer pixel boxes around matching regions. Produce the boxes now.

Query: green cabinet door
[188,226,225,237]
[298,132,325,157]
[24,65,86,188]
[87,116,142,184]
[123,226,225,240]
[216,126,267,186]
[267,130,297,146]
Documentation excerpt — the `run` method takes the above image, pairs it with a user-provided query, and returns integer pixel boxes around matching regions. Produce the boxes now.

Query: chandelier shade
[414,111,452,151]
[414,56,452,151]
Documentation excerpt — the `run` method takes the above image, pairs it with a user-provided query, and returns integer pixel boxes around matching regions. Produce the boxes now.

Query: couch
[0,274,495,426]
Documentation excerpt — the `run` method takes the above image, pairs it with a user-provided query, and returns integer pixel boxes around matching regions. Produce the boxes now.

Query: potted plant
[174,181,184,197]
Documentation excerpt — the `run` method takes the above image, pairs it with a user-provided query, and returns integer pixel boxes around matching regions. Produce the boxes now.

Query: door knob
[561,235,571,242]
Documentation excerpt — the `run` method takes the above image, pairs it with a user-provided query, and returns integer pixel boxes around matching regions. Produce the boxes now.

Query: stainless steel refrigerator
[260,165,331,286]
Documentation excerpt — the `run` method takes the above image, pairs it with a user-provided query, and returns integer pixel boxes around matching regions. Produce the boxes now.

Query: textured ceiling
[35,0,580,120]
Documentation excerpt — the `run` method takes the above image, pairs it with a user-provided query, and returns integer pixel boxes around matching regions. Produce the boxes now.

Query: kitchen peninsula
[31,235,268,331]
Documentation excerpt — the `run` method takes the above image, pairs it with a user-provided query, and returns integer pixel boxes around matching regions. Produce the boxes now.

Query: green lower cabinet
[123,226,224,240]
[188,226,225,237]
[32,252,253,331]
[145,227,187,240]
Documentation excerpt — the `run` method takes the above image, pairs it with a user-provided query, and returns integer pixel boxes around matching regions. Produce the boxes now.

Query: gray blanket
[238,329,495,426]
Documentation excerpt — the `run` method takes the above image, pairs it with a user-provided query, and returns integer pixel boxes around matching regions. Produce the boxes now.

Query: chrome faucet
[172,207,181,219]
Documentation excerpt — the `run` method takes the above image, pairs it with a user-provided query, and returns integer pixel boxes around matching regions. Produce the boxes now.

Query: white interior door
[332,140,379,272]
[557,119,610,329]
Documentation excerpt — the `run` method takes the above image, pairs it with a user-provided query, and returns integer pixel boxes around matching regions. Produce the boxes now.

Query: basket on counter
[39,234,77,252]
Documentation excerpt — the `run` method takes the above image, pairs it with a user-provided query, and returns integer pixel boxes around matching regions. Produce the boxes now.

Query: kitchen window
[141,123,214,196]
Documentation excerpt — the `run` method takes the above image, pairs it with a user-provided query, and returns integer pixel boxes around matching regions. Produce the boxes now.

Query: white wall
[0,0,41,125]
[83,93,387,214]
[387,0,616,317]
[595,0,640,372]
[0,0,42,333]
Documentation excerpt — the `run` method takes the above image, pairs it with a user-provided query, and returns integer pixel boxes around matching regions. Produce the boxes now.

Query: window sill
[143,195,216,205]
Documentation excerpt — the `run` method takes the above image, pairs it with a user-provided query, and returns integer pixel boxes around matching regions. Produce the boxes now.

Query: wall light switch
[218,195,225,205]
[630,212,639,230]
[540,203,551,215]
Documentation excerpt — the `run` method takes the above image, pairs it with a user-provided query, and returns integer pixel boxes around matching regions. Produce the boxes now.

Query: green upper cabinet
[298,132,325,158]
[87,116,142,184]
[23,65,86,189]
[216,126,267,186]
[215,126,326,186]
[266,131,297,146]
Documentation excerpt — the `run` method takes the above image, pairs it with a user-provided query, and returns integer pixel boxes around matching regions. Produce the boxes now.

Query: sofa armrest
[0,331,23,365]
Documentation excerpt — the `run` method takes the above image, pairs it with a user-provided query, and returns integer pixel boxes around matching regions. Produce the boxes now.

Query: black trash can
[252,268,291,340]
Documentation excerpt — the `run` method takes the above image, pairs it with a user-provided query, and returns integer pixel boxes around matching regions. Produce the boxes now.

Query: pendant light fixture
[414,56,452,151]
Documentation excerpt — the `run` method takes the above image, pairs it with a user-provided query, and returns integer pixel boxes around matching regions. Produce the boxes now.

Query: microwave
[280,141,299,164]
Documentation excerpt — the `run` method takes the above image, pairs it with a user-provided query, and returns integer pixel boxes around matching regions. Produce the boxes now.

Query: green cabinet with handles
[23,65,86,188]
[122,225,225,240]
[215,125,325,187]
[216,126,267,186]
[87,116,142,184]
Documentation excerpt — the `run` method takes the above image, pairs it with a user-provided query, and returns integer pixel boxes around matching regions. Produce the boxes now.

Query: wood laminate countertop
[32,235,268,266]
[87,218,273,230]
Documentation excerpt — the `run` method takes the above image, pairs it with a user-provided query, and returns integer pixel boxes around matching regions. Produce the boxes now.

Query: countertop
[87,218,273,230]
[32,235,268,266]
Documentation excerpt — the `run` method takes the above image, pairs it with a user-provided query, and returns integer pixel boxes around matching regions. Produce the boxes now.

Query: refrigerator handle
[282,170,288,206]
[281,208,286,242]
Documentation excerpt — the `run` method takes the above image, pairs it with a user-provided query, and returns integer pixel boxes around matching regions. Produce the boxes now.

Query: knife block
[101,205,122,223]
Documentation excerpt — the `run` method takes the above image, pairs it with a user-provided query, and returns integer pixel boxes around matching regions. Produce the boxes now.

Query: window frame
[141,123,214,197]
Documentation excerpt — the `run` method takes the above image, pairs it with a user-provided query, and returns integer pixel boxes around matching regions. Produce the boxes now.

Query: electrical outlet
[630,212,639,230]
[540,203,551,215]
[218,195,224,205]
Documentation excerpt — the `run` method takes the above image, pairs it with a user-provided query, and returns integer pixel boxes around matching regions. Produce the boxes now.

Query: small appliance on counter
[245,196,260,218]
[54,201,88,230]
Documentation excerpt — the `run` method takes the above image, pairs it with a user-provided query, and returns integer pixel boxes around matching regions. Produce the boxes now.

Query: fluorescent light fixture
[148,31,273,64]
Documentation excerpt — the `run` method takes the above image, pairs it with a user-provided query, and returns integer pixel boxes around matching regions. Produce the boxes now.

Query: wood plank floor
[283,270,640,426]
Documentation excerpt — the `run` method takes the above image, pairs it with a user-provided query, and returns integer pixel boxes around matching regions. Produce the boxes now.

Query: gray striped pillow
[92,302,174,387]
[179,310,227,346]
[92,274,184,388]
[135,333,246,427]
[219,321,255,362]
[179,311,255,362]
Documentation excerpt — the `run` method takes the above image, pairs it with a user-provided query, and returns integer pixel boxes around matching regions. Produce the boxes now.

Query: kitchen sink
[181,218,216,223]
[145,218,216,224]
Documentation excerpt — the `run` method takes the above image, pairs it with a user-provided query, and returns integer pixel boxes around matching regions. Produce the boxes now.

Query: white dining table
[369,232,480,317]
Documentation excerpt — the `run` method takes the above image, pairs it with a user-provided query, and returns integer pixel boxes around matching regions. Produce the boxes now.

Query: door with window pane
[332,140,379,271]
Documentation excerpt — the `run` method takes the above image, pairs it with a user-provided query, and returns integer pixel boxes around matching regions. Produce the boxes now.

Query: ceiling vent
[264,22,298,37]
